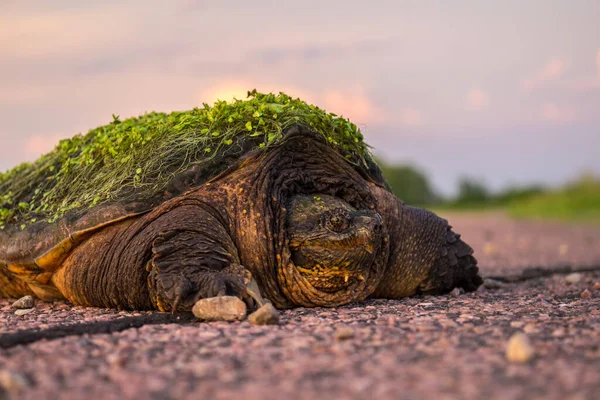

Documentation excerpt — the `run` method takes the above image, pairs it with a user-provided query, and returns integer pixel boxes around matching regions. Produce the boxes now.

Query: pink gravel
[1,212,599,399]
[445,212,600,275]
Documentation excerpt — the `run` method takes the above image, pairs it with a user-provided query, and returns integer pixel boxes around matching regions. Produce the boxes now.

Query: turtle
[0,91,481,318]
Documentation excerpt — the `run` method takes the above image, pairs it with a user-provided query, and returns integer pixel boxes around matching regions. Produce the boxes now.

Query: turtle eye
[323,209,351,232]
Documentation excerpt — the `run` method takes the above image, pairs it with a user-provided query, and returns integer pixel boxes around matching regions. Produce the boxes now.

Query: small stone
[14,308,34,316]
[593,282,600,290]
[558,244,569,256]
[552,328,565,337]
[450,287,462,297]
[192,296,247,322]
[11,295,34,309]
[334,325,355,341]
[580,289,592,299]
[506,332,535,363]
[385,314,398,326]
[510,321,524,328]
[0,370,28,393]
[565,273,582,284]
[107,352,128,368]
[483,278,505,289]
[483,242,496,255]
[248,303,279,326]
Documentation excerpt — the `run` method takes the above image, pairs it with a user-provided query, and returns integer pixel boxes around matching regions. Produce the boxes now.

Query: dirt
[1,212,599,400]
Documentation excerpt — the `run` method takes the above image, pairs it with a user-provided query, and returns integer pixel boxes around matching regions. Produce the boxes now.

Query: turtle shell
[0,90,386,280]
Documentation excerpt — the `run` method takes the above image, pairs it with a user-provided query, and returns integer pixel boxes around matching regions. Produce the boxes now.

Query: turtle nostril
[372,214,383,233]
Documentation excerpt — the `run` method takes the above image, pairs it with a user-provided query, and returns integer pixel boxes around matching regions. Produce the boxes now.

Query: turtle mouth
[282,193,388,306]
[289,212,384,294]
[281,228,388,306]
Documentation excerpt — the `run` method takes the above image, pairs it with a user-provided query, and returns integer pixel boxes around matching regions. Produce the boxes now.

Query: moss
[0,90,370,229]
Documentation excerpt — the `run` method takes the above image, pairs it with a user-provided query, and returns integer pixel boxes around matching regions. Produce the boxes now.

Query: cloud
[522,58,567,92]
[25,134,68,157]
[203,83,255,103]
[597,50,600,80]
[0,86,49,105]
[466,88,489,110]
[202,82,384,125]
[321,88,381,124]
[542,103,575,122]
[248,39,389,66]
[397,108,423,126]
[0,7,137,60]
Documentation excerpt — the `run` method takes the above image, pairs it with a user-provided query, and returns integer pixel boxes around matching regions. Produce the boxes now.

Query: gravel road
[1,212,599,400]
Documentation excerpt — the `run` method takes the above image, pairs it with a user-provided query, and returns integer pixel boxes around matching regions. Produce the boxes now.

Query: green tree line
[378,161,600,222]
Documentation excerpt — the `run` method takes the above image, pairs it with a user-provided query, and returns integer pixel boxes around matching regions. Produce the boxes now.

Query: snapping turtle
[0,91,481,317]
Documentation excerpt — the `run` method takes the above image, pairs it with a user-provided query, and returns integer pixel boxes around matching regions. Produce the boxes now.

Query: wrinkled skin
[0,127,481,315]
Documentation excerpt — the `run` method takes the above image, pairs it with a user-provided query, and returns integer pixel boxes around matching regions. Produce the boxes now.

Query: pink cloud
[398,108,422,126]
[322,88,380,123]
[522,58,567,92]
[596,50,600,80]
[203,82,383,125]
[532,51,600,94]
[0,8,137,60]
[25,134,68,157]
[542,103,575,122]
[466,88,489,110]
[0,86,49,105]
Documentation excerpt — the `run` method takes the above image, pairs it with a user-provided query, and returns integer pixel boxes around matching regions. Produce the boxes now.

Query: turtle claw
[246,277,267,308]
[149,265,266,314]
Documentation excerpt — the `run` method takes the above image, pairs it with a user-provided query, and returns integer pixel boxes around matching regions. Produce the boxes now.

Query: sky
[1,0,599,195]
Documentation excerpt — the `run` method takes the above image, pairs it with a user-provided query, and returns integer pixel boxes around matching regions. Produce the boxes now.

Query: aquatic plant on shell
[0,90,371,230]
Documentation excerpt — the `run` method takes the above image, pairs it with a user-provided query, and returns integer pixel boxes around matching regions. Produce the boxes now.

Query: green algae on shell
[0,90,372,230]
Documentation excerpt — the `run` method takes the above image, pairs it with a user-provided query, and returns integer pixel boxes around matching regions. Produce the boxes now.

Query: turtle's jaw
[289,209,384,294]
[282,193,389,306]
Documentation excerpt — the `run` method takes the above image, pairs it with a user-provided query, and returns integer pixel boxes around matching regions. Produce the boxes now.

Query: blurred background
[1,0,599,221]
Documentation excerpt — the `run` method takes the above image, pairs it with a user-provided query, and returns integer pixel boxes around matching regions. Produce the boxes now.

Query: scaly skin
[1,128,481,312]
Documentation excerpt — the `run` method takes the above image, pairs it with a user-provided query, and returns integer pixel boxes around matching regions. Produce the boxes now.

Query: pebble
[334,325,355,341]
[107,351,128,368]
[506,332,535,363]
[565,273,582,284]
[0,370,28,393]
[11,295,34,309]
[192,296,247,322]
[450,287,463,297]
[593,282,600,290]
[483,242,496,255]
[483,278,505,289]
[248,303,279,326]
[551,328,565,337]
[580,289,592,299]
[558,244,569,256]
[14,308,34,316]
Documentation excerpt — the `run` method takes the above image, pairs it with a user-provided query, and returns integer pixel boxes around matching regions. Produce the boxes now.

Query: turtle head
[286,194,385,295]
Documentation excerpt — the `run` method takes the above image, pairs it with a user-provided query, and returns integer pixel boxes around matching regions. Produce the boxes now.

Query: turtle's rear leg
[147,230,265,314]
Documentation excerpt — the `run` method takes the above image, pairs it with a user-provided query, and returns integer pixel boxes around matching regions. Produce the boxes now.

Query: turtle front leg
[147,230,266,315]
